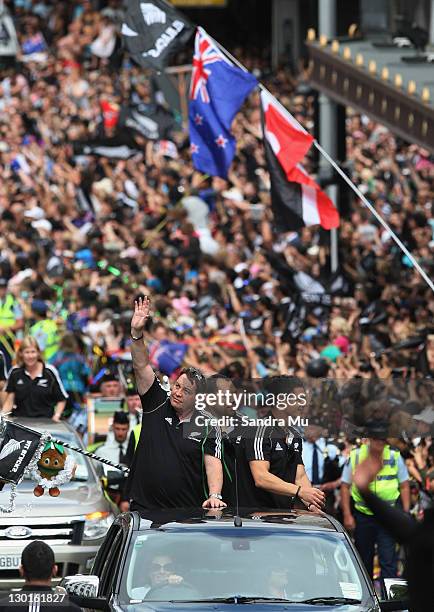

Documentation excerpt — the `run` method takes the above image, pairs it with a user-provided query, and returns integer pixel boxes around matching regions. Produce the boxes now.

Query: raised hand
[131,296,151,335]
[353,439,385,493]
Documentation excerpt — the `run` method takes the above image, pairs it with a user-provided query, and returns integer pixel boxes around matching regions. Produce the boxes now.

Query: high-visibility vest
[30,319,60,361]
[350,444,400,515]
[0,294,16,328]
[133,424,142,450]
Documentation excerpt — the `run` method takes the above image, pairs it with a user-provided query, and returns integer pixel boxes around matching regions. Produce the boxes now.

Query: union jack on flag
[188,27,257,178]
[190,30,229,103]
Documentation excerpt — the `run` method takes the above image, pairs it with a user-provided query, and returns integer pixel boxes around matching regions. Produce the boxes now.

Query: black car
[62,508,408,611]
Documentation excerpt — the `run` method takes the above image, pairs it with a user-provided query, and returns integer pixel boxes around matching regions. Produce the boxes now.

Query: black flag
[73,133,142,159]
[122,0,194,71]
[0,421,42,485]
[120,102,176,140]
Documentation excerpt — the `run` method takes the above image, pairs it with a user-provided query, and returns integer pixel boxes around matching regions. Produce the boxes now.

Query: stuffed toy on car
[33,441,75,497]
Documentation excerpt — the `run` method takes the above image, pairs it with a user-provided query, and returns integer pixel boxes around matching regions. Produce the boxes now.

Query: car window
[92,523,121,577]
[99,529,125,596]
[121,530,368,603]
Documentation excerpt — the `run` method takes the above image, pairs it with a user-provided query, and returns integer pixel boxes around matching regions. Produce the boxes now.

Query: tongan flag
[261,90,339,230]
[189,27,258,179]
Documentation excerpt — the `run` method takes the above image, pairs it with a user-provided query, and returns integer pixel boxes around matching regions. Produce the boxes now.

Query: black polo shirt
[0,585,82,612]
[225,415,304,508]
[0,352,6,381]
[125,377,222,509]
[5,365,68,418]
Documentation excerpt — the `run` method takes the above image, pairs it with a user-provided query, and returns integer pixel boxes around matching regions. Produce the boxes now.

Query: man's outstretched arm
[131,297,155,395]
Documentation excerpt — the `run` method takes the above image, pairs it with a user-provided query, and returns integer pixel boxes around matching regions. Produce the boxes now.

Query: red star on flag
[190,143,199,154]
[215,134,228,148]
[194,113,203,125]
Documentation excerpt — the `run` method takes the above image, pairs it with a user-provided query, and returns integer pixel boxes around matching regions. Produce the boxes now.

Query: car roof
[136,508,342,533]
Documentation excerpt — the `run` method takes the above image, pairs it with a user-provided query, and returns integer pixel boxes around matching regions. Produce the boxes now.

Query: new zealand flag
[149,340,188,376]
[189,27,257,179]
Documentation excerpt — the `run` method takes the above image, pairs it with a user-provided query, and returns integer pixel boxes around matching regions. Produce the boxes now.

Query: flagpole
[207,35,434,295]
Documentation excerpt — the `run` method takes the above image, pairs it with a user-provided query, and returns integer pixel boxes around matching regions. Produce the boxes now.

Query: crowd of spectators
[0,0,433,527]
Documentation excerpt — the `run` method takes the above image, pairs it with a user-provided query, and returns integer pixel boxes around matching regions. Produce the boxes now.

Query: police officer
[0,277,23,371]
[30,300,60,362]
[340,435,410,579]
[302,426,345,516]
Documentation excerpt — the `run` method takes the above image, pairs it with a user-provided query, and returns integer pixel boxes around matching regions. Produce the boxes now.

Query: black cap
[306,358,330,378]
[113,411,129,425]
[365,420,389,440]
[100,369,119,384]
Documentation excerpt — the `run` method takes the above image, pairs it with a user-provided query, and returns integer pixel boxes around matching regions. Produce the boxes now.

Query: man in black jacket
[353,440,433,612]
[0,541,82,611]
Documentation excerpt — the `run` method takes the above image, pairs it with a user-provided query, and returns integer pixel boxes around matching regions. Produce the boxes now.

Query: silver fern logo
[141,3,166,26]
[0,439,24,461]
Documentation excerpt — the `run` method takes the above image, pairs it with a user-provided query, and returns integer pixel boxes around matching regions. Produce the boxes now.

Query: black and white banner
[73,103,176,158]
[122,0,194,71]
[0,6,19,58]
[120,102,175,140]
[73,133,141,159]
[0,422,42,485]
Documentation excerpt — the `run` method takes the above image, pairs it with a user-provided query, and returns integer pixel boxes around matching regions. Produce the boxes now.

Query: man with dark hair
[231,376,325,511]
[0,541,81,611]
[96,411,130,505]
[95,411,130,466]
[123,296,226,512]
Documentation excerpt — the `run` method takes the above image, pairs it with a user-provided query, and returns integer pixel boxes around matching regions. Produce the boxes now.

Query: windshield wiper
[165,597,296,604]
[151,595,362,605]
[298,597,362,605]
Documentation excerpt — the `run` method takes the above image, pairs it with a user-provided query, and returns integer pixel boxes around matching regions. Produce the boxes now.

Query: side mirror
[106,470,125,486]
[379,578,409,611]
[379,601,409,611]
[60,575,108,610]
[383,578,408,600]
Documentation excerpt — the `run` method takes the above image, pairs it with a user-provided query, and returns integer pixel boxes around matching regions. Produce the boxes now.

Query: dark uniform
[0,585,82,612]
[5,364,68,418]
[223,414,304,508]
[124,377,222,510]
[0,351,7,382]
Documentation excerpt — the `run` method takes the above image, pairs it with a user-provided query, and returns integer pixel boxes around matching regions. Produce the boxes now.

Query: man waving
[122,297,226,512]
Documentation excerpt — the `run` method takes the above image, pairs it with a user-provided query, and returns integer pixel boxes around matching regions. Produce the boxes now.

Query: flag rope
[207,35,434,295]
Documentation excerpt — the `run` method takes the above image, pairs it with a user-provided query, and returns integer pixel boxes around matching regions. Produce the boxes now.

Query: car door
[93,518,132,602]
[98,528,125,598]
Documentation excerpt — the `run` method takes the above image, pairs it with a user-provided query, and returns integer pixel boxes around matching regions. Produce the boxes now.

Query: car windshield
[121,529,369,604]
[21,430,89,483]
